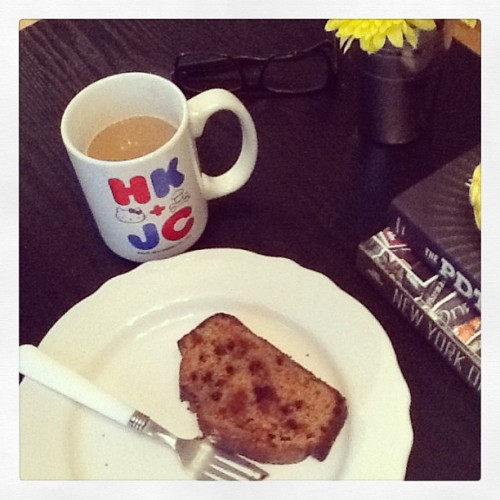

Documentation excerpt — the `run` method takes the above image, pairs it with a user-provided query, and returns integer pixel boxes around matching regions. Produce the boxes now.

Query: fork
[19,344,268,480]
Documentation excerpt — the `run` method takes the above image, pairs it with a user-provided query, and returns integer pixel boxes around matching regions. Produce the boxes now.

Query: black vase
[349,30,449,145]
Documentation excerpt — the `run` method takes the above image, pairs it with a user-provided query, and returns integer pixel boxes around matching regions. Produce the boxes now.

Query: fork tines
[200,450,269,481]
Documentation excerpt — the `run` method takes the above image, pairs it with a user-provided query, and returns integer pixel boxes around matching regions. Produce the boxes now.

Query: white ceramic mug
[61,72,257,262]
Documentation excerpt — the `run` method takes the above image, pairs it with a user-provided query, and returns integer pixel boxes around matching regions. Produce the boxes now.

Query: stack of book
[357,146,481,392]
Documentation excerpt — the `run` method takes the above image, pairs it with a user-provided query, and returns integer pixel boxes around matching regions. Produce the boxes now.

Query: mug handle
[187,89,258,201]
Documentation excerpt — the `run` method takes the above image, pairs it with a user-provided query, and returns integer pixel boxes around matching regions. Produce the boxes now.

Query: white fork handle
[20,344,136,427]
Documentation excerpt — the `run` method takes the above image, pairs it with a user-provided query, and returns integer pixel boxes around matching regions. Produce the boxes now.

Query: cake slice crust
[178,313,347,464]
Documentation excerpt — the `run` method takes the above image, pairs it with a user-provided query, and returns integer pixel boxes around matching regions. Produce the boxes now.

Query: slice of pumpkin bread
[178,313,347,464]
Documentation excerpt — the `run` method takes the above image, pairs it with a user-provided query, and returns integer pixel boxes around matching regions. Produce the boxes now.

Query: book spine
[357,234,481,393]
[389,208,481,313]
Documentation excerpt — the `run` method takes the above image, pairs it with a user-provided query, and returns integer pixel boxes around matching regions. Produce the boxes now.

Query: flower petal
[461,19,477,28]
[325,20,341,31]
[405,26,418,48]
[372,33,387,52]
[408,19,436,31]
[387,26,404,48]
[359,40,373,53]
[342,36,355,53]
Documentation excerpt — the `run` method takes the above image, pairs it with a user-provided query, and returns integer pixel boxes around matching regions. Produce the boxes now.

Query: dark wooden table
[19,19,481,480]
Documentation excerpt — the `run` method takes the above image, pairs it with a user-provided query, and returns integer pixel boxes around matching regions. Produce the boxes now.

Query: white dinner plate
[20,248,413,480]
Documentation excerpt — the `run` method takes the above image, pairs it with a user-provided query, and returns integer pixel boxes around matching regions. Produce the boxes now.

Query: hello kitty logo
[108,157,195,251]
[115,207,146,223]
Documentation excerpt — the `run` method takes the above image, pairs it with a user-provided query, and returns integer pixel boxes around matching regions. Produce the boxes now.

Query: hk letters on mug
[61,72,257,262]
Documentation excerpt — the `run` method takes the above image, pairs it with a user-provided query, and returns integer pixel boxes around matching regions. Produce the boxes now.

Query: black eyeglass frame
[172,40,337,96]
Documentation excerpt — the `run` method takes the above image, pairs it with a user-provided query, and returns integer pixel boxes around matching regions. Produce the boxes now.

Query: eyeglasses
[172,40,337,96]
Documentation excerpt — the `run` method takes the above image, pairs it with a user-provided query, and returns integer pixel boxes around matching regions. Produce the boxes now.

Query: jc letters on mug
[61,72,258,262]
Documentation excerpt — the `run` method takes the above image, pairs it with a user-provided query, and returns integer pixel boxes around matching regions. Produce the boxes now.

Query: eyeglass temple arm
[175,56,238,76]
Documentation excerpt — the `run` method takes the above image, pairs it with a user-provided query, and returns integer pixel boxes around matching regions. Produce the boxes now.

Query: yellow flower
[325,19,437,54]
[461,19,477,28]
[469,164,481,230]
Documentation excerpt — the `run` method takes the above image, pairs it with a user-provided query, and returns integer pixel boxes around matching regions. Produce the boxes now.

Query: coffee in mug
[87,115,177,161]
[61,72,257,262]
